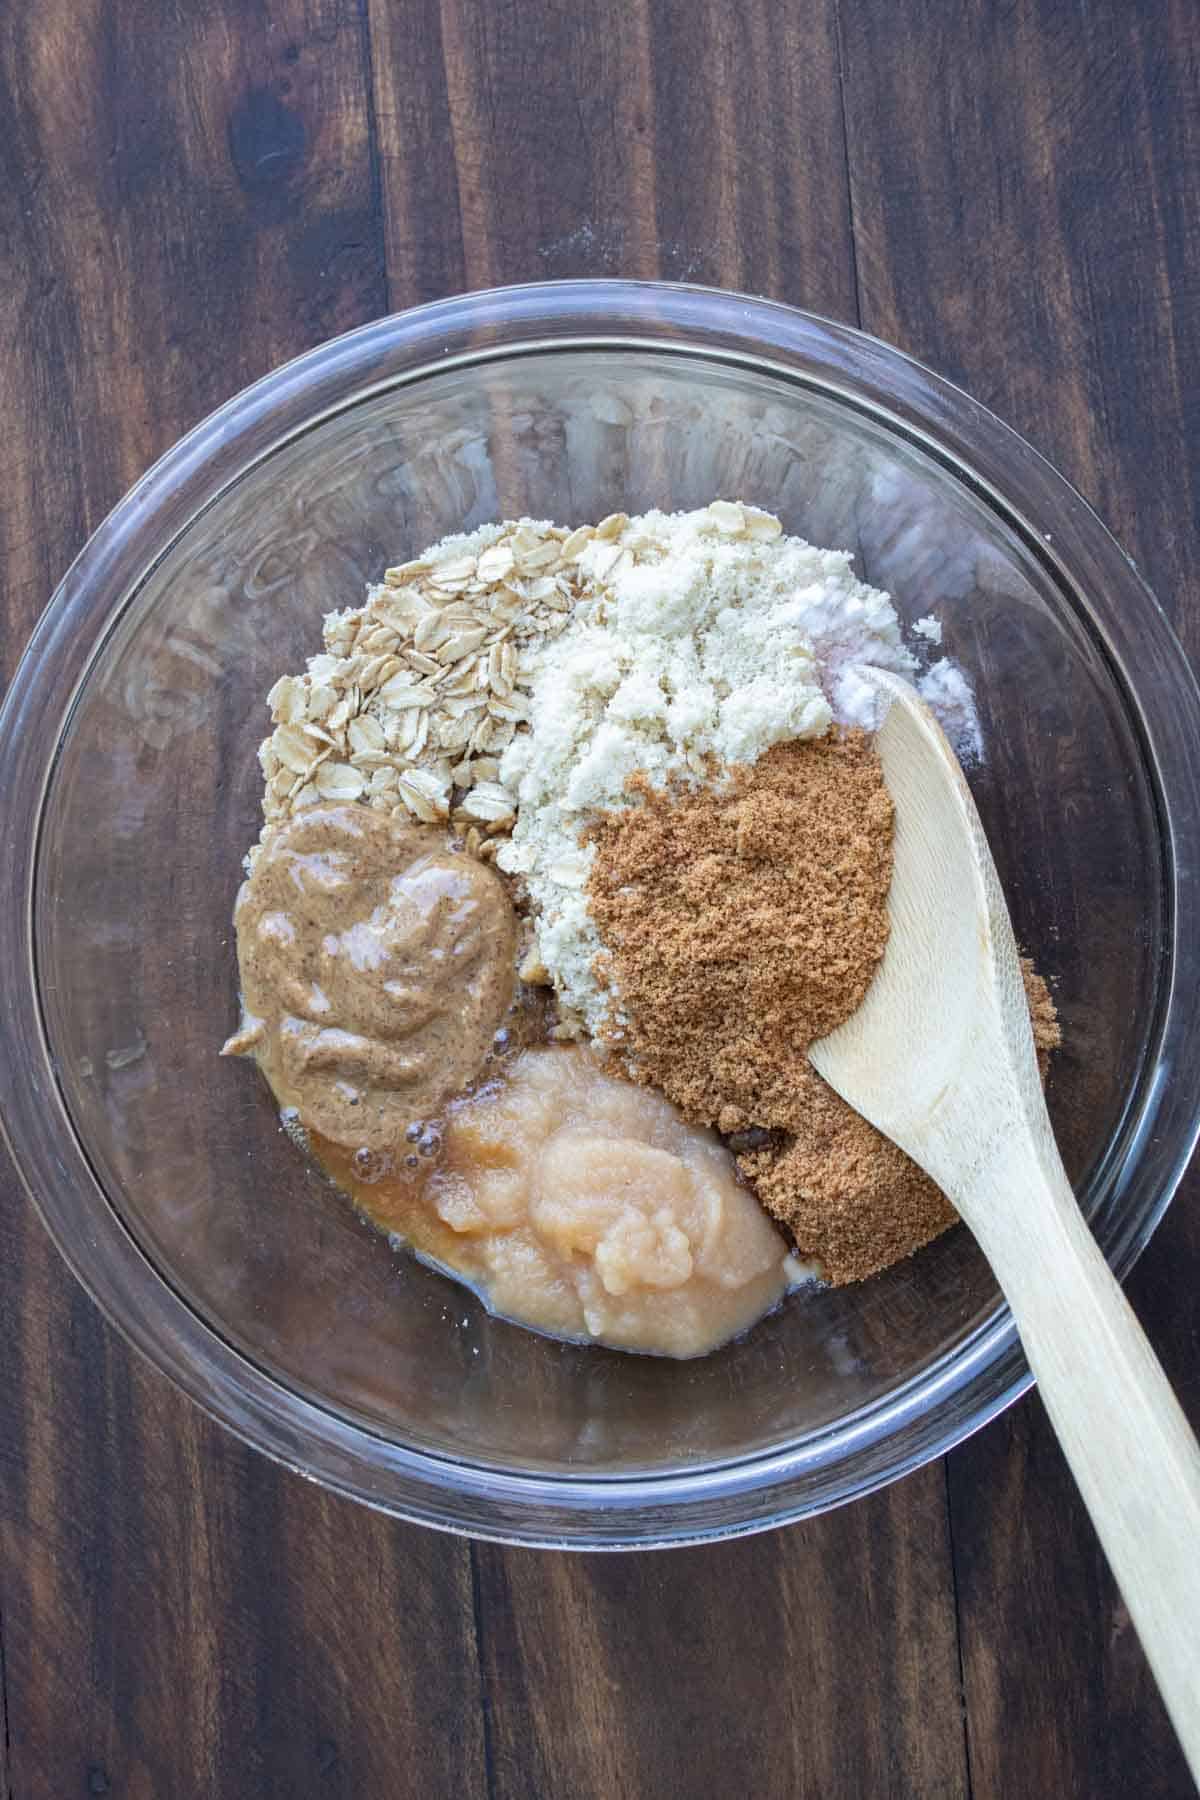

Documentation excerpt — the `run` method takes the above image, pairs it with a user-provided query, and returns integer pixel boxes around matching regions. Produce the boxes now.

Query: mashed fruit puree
[317,1048,804,1358]
[225,504,1055,1358]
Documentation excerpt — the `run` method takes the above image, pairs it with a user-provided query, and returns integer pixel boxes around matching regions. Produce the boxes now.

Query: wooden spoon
[810,667,1200,1780]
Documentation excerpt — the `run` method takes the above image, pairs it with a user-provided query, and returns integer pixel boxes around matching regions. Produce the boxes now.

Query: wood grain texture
[474,1479,968,1800]
[367,0,857,305]
[1,0,1198,1795]
[371,0,663,291]
[0,0,387,668]
[0,1633,8,1800]
[641,0,856,302]
[840,1,1200,1793]
[0,1256,485,1796]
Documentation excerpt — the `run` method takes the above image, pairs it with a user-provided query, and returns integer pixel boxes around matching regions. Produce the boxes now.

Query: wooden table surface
[2,3,1198,1795]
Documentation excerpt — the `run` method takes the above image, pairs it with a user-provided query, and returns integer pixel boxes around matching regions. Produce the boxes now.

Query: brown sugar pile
[587,731,895,1131]
[586,732,1061,1283]
[738,960,1059,1281]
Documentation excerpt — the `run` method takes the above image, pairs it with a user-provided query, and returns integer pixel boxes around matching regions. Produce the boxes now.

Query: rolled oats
[315,761,365,801]
[348,715,386,755]
[396,766,450,824]
[254,518,606,855]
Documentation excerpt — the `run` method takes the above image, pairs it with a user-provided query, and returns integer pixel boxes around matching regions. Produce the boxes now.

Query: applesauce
[315,1046,805,1358]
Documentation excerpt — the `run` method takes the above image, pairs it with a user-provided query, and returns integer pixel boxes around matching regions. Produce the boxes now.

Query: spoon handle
[968,1144,1200,1782]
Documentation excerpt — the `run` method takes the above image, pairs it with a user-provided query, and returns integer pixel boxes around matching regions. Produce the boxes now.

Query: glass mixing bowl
[2,281,1198,1547]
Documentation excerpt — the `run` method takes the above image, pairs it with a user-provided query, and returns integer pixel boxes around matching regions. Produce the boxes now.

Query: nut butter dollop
[225,804,517,1149]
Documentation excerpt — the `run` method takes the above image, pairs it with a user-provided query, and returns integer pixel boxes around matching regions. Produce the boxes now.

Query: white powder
[496,503,979,1033]
[918,658,982,761]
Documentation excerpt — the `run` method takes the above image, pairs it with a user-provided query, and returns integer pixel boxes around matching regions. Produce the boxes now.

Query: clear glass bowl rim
[2,278,1198,1549]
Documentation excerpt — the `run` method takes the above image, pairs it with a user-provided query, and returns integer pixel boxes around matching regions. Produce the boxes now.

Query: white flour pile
[495,502,980,1034]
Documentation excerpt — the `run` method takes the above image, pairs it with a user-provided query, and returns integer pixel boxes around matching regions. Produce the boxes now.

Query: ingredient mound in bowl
[226,803,516,1148]
[223,501,1057,1356]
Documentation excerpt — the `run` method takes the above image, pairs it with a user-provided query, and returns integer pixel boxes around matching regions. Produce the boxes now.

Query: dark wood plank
[0,0,387,670]
[364,6,971,1798]
[365,0,469,303]
[0,1222,485,1796]
[643,0,861,302]
[841,2,1200,1793]
[372,0,662,290]
[0,6,485,1797]
[475,1478,968,1800]
[369,0,859,303]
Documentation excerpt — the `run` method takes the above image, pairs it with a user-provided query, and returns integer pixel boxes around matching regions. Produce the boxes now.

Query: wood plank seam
[468,1542,498,1800]
[354,0,390,317]
[942,1462,978,1800]
[832,0,864,330]
[0,1598,13,1800]
[352,18,497,1775]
